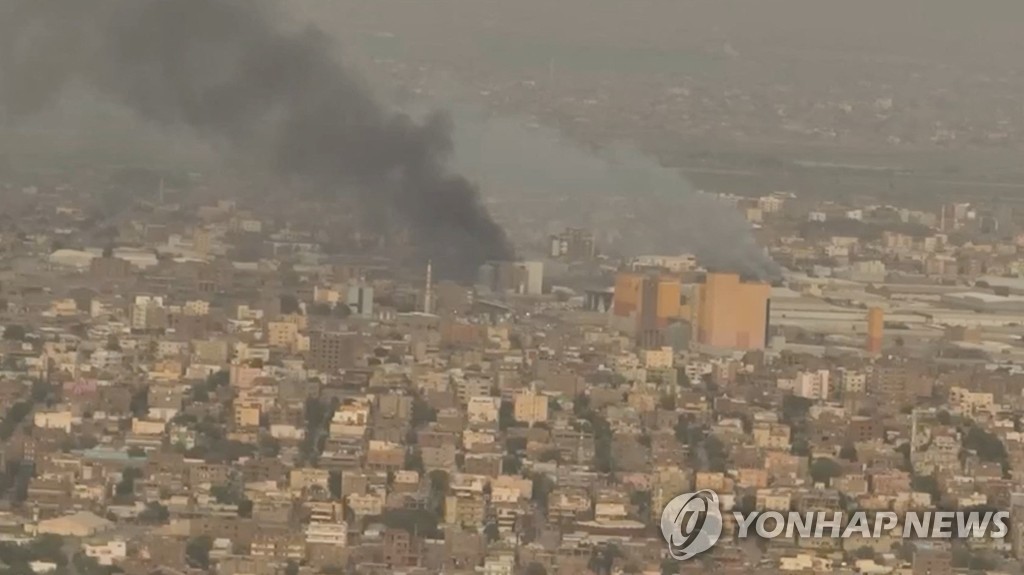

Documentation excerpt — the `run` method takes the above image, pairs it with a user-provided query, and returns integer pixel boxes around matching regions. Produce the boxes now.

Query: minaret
[424,260,433,314]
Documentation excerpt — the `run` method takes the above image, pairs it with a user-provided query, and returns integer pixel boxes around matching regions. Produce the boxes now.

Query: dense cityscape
[4,1,1024,575]
[1,164,1024,575]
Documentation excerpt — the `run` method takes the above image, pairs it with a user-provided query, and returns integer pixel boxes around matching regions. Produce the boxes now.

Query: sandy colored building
[695,272,771,350]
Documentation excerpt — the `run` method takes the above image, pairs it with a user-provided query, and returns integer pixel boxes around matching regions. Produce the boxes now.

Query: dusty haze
[0,0,513,280]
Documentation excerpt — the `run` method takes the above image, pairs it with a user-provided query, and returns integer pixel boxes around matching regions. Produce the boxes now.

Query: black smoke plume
[0,0,513,278]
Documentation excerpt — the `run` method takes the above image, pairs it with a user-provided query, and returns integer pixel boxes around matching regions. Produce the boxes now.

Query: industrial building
[694,273,771,351]
[609,272,690,347]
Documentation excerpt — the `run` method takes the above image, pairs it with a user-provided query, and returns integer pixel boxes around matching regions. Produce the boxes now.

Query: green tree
[185,535,214,569]
[258,435,281,457]
[211,484,241,505]
[658,394,676,411]
[139,502,169,524]
[911,474,940,499]
[130,386,149,418]
[378,508,441,538]
[411,394,437,428]
[328,471,342,499]
[428,470,450,500]
[404,451,424,473]
[505,437,527,452]
[782,395,813,423]
[838,443,858,462]
[116,467,142,497]
[852,547,875,560]
[537,448,562,463]
[572,393,590,418]
[587,544,622,575]
[790,438,810,456]
[238,499,253,518]
[498,400,516,430]
[896,442,912,470]
[809,458,842,486]
[674,369,691,387]
[674,417,702,447]
[530,472,555,511]
[502,454,522,475]
[963,425,1008,464]
[629,491,652,524]
[30,380,53,404]
[29,534,66,563]
[584,413,613,473]
[73,552,115,575]
[734,493,757,514]
[0,401,32,440]
[300,397,332,463]
[704,435,729,472]
[308,302,333,316]
[484,522,500,542]
[2,325,26,340]
[525,562,548,575]
[279,295,300,315]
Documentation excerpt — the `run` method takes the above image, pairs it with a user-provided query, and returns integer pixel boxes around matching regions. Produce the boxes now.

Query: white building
[305,522,348,547]
[84,540,127,566]
[794,370,830,401]
[130,296,164,331]
[34,411,73,433]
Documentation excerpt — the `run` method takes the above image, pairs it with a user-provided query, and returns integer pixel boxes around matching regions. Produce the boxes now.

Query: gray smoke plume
[442,105,780,279]
[0,0,513,278]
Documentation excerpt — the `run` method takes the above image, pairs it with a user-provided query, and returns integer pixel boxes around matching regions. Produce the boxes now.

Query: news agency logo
[661,489,1011,561]
[659,490,723,561]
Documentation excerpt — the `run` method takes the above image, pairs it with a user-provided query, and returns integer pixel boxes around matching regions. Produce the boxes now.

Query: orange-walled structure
[867,307,884,355]
[612,273,645,318]
[611,273,687,338]
[656,279,682,321]
[695,273,771,350]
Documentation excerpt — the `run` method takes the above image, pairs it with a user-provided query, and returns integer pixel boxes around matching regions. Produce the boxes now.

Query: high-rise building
[193,228,212,256]
[520,261,544,295]
[939,202,970,232]
[345,284,373,317]
[694,273,771,350]
[131,295,166,332]
[550,227,595,261]
[794,370,830,400]
[611,272,688,347]
[308,331,361,373]
[866,307,884,355]
[478,261,544,295]
[513,386,549,425]
[612,272,645,319]
[583,288,614,313]
[423,260,433,314]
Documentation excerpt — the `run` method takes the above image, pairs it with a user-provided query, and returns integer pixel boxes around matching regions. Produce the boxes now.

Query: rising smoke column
[0,0,513,278]
[445,106,781,279]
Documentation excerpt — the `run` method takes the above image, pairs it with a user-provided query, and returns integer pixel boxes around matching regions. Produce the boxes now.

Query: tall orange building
[612,273,646,319]
[611,272,687,346]
[695,273,771,350]
[866,307,884,355]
